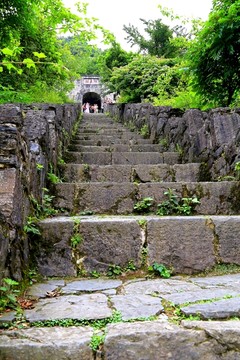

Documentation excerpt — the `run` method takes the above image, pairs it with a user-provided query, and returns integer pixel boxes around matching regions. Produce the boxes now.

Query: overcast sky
[62,0,213,50]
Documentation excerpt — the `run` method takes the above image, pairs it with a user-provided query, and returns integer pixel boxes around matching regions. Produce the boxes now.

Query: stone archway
[82,92,101,112]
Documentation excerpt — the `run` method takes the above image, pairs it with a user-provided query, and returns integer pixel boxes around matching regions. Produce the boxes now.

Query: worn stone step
[71,138,153,146]
[64,151,179,165]
[68,144,165,153]
[54,181,240,215]
[74,133,146,142]
[31,215,240,277]
[78,128,129,135]
[61,163,203,183]
[1,315,240,359]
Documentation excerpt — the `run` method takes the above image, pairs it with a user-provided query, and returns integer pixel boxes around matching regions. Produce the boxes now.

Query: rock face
[0,103,81,281]
[107,103,240,180]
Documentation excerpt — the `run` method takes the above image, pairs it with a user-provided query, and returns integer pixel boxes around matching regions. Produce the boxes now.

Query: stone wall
[0,103,81,281]
[107,103,240,180]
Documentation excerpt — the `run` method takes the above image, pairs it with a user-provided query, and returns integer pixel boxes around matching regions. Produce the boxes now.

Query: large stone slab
[36,218,76,277]
[214,216,240,265]
[112,152,164,165]
[78,218,143,271]
[147,217,216,274]
[62,279,122,294]
[110,294,163,320]
[164,287,240,305]
[124,278,200,295]
[24,293,111,322]
[181,297,240,319]
[27,280,65,299]
[104,321,221,359]
[182,320,240,349]
[0,327,94,360]
[65,151,112,165]
[54,182,137,214]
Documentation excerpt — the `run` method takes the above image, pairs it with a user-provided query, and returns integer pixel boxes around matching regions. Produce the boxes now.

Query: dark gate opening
[82,92,101,112]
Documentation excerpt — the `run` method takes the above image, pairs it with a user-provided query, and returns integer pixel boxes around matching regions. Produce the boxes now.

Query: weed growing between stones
[156,188,200,216]
[133,197,154,214]
[107,261,137,278]
[133,189,200,215]
[70,218,83,248]
[139,124,149,138]
[148,263,172,278]
[0,278,20,312]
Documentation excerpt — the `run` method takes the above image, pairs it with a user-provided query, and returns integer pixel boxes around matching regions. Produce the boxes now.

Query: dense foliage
[188,0,240,106]
[2,0,240,109]
[0,0,109,103]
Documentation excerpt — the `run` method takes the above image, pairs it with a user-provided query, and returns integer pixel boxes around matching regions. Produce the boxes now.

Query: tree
[0,0,107,103]
[188,0,240,106]
[123,19,177,57]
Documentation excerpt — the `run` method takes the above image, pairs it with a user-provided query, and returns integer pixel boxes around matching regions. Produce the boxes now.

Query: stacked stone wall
[107,103,240,179]
[0,103,81,281]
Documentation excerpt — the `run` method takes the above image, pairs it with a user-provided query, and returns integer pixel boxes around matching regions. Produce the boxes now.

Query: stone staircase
[1,113,240,359]
[34,113,240,277]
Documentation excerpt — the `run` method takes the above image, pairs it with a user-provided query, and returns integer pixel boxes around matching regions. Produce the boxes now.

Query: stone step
[64,151,180,165]
[61,163,203,183]
[68,144,165,152]
[71,138,153,146]
[74,133,146,141]
[31,215,240,276]
[78,128,129,135]
[54,181,240,215]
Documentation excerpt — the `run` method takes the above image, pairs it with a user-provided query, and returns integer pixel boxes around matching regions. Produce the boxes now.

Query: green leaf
[0,66,3,72]
[1,48,14,56]
[33,52,47,59]
[23,58,36,69]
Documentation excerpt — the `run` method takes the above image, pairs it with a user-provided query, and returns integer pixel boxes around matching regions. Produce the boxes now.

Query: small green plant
[47,164,62,184]
[90,331,105,352]
[90,270,100,278]
[158,138,169,149]
[107,264,123,277]
[133,197,154,214]
[156,188,178,215]
[36,163,44,170]
[57,158,65,165]
[124,260,136,272]
[175,144,184,157]
[148,263,171,278]
[178,197,200,215]
[70,218,83,248]
[24,217,41,235]
[139,124,149,138]
[79,210,94,216]
[141,247,148,268]
[156,188,200,216]
[234,161,240,180]
[0,278,20,312]
[137,219,147,228]
[83,163,90,173]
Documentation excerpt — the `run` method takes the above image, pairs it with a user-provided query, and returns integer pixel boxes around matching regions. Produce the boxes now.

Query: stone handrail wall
[107,103,240,180]
[0,103,81,281]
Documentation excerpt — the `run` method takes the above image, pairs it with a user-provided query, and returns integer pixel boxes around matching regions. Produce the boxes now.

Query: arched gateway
[69,75,115,111]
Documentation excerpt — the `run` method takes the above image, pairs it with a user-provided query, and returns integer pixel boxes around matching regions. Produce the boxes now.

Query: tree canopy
[188,0,240,106]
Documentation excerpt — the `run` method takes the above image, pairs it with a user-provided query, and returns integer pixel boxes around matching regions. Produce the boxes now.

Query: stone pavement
[1,273,240,359]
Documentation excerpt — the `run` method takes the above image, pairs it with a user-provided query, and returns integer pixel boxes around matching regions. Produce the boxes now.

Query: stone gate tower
[69,75,114,111]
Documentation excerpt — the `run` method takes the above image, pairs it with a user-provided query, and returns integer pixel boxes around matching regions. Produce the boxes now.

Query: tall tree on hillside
[123,19,177,57]
[189,0,240,106]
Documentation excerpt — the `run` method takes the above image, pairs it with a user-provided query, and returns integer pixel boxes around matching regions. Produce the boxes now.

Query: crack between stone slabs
[205,217,222,264]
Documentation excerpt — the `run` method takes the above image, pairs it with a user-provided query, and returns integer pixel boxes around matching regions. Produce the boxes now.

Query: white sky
[63,0,213,50]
